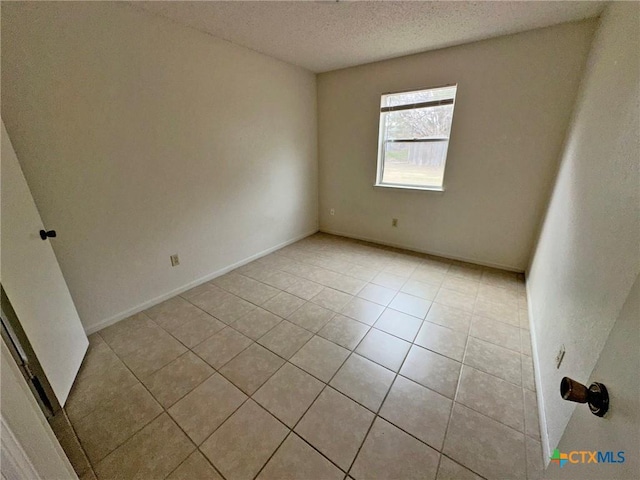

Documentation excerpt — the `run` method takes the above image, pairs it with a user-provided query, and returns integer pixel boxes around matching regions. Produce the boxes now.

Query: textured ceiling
[131,1,606,73]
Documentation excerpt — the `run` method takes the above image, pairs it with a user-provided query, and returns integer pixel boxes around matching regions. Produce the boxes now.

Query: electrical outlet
[392,218,398,227]
[556,345,566,369]
[330,208,335,216]
[170,254,180,267]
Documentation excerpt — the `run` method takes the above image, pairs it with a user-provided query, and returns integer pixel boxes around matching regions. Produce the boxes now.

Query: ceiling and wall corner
[129,1,605,73]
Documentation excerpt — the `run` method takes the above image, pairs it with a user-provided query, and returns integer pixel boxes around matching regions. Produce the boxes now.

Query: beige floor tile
[180,282,219,300]
[258,252,297,270]
[167,451,223,480]
[317,314,370,350]
[66,345,139,423]
[74,235,537,480]
[295,388,374,470]
[200,400,288,480]
[443,403,526,480]
[477,283,520,307]
[144,295,191,319]
[383,261,417,278]
[457,366,524,432]
[188,286,234,314]
[285,277,324,300]
[379,376,452,450]
[374,308,423,342]
[521,329,533,356]
[168,373,247,445]
[49,411,92,477]
[481,269,523,291]
[262,291,306,318]
[192,327,253,369]
[340,297,385,325]
[231,307,283,340]
[372,271,407,290]
[219,343,284,394]
[434,288,476,313]
[470,315,521,352]
[525,436,544,480]
[522,355,536,391]
[95,414,193,480]
[441,276,480,296]
[311,287,353,312]
[356,283,397,306]
[119,331,188,378]
[142,351,214,408]
[388,292,432,319]
[324,274,367,296]
[99,313,165,357]
[344,264,378,282]
[464,337,522,386]
[519,308,530,329]
[232,277,280,305]
[74,383,163,463]
[257,320,313,359]
[290,336,350,382]
[208,293,258,324]
[257,433,344,480]
[436,456,484,480]
[524,389,541,440]
[355,329,411,371]
[447,263,483,282]
[261,270,299,290]
[287,302,334,333]
[414,321,468,362]
[235,260,270,278]
[166,311,226,348]
[401,279,440,301]
[351,418,440,480]
[253,363,324,427]
[400,345,461,399]
[426,303,472,333]
[146,297,209,332]
[411,267,446,286]
[330,354,395,411]
[473,297,519,327]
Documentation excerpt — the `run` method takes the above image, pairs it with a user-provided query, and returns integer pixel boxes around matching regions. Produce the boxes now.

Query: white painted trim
[319,228,524,273]
[1,416,42,480]
[525,278,551,466]
[84,229,319,334]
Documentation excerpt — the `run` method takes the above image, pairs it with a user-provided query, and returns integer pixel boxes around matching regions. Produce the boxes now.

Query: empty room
[1,1,638,480]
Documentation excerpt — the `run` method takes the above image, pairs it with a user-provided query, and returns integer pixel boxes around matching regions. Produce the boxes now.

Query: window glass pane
[384,104,454,139]
[381,141,448,188]
[382,85,457,109]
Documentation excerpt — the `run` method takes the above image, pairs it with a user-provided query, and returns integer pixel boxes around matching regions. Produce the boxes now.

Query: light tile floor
[66,233,544,480]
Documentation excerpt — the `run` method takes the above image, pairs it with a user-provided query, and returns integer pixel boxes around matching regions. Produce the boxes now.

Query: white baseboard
[319,228,524,273]
[84,228,319,335]
[525,279,551,467]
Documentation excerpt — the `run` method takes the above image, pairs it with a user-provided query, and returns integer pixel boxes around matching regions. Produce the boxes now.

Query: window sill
[374,183,445,192]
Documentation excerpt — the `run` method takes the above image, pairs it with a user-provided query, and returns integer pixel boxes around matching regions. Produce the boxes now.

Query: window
[375,84,457,191]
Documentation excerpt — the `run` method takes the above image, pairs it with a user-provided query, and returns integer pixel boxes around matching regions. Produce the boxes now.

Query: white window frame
[375,84,458,192]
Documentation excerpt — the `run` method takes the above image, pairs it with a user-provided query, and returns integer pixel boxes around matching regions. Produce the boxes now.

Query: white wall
[317,21,596,271]
[1,2,318,333]
[546,275,639,479]
[526,2,640,462]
